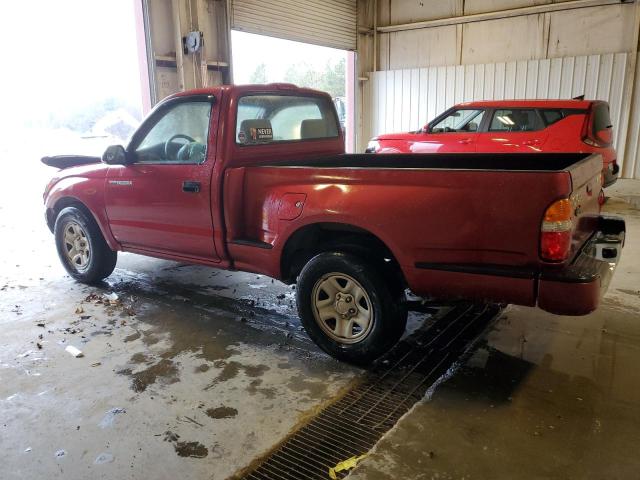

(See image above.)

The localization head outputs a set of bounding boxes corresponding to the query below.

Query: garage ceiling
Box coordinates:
[231,0,357,51]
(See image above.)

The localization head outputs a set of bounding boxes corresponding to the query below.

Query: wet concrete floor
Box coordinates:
[1,161,639,480]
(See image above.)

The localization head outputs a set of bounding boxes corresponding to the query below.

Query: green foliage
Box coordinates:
[284,58,345,97]
[247,58,346,97]
[249,63,268,84]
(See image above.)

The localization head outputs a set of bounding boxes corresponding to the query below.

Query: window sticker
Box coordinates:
[250,127,273,142]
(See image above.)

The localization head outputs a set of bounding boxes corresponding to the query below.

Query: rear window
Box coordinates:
[592,103,612,132]
[235,94,339,145]
[489,109,543,132]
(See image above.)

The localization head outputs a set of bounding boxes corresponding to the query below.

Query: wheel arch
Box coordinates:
[48,197,119,251]
[280,222,407,291]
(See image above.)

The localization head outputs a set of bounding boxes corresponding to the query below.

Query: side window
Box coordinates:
[135,102,211,163]
[430,109,485,133]
[540,109,563,126]
[489,109,543,132]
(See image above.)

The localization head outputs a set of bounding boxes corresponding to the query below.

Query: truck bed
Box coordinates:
[225,152,602,308]
[261,152,591,171]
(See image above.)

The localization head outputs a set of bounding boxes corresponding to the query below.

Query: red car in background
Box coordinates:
[366,99,619,186]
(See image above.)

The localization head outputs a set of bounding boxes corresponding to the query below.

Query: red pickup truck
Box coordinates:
[42,84,625,364]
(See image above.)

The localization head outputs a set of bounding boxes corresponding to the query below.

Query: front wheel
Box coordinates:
[296,252,407,365]
[54,206,117,284]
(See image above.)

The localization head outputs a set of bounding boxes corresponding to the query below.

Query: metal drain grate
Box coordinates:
[242,303,501,480]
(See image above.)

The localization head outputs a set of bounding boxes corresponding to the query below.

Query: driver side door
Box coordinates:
[105,96,220,261]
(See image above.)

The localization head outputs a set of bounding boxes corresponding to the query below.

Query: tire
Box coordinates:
[54,206,117,284]
[296,252,407,365]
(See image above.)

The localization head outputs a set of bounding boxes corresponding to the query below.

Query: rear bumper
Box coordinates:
[603,162,619,187]
[407,216,625,316]
[537,216,625,315]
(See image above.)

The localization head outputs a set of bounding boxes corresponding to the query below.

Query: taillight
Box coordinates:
[583,137,600,147]
[540,198,573,261]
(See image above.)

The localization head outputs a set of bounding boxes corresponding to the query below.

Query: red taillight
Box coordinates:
[540,198,573,261]
[540,231,572,261]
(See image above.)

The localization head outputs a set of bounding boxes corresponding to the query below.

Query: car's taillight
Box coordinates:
[540,198,573,261]
[583,137,600,147]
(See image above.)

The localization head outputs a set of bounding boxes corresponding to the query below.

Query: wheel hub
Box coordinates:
[63,222,91,271]
[335,293,357,317]
[311,273,374,344]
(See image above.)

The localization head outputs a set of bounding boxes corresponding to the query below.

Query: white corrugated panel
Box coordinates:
[231,0,357,51]
[369,53,635,175]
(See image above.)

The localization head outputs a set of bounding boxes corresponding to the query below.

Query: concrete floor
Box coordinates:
[1,160,639,480]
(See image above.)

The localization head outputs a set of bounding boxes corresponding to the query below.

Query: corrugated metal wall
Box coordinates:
[367,52,639,175]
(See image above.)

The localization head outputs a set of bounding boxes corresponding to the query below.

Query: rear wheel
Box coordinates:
[297,252,407,365]
[54,206,117,284]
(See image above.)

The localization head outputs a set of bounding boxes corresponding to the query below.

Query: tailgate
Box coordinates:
[566,153,603,260]
[535,152,625,315]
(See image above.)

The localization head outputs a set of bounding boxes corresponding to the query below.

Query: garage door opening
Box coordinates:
[231,30,355,152]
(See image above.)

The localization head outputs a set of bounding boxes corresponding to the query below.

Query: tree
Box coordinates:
[283,58,345,97]
[320,58,345,98]
[249,63,268,84]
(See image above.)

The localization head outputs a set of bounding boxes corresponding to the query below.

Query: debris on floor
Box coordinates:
[329,454,369,479]
[104,292,120,305]
[64,345,83,358]
[94,452,114,465]
[98,407,127,428]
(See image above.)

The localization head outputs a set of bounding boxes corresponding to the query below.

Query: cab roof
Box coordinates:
[171,83,332,99]
[454,99,600,109]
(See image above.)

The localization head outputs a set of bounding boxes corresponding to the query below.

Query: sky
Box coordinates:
[231,31,347,84]
[0,0,142,129]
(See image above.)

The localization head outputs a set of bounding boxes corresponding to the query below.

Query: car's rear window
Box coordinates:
[235,94,339,145]
[592,103,612,132]
[489,109,544,132]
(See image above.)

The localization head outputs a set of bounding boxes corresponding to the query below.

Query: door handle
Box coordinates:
[182,181,201,193]
[522,139,541,146]
[457,138,472,144]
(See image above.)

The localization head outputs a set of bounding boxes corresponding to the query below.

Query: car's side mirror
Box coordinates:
[422,123,431,133]
[102,145,130,165]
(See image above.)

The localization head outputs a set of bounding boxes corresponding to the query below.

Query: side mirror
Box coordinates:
[422,123,431,133]
[102,145,129,165]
